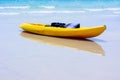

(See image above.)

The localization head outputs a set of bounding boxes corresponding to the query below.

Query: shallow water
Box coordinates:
[0,0,120,15]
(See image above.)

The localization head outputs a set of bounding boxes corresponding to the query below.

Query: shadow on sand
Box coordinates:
[20,31,105,56]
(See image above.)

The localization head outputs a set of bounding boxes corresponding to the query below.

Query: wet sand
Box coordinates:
[21,31,105,55]
[0,14,120,80]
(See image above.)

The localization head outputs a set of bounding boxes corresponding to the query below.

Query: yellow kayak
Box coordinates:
[20,23,106,38]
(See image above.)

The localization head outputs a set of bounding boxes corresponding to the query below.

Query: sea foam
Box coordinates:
[0,6,30,9]
[0,12,20,15]
[40,6,55,9]
[86,8,120,12]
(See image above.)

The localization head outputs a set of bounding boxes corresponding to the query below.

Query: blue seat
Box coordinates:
[65,23,80,28]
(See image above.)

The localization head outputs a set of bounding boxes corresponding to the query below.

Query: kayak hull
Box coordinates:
[20,23,106,38]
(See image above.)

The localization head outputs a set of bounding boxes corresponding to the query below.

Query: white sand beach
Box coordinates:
[0,13,120,80]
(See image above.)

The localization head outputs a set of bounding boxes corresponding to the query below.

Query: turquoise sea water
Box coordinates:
[0,0,120,15]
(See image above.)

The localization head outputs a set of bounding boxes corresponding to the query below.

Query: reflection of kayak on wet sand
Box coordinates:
[20,31,105,56]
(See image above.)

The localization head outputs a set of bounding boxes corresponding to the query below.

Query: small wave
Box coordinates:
[86,8,120,12]
[0,6,30,9]
[105,8,120,11]
[85,9,104,11]
[0,12,20,15]
[28,10,85,14]
[40,6,55,9]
